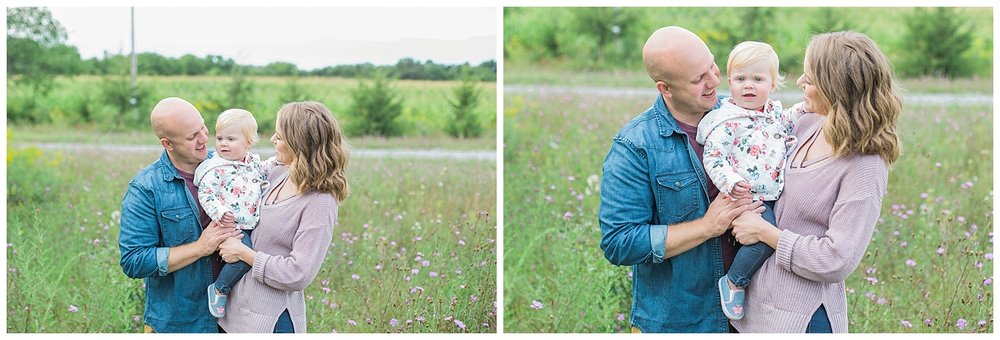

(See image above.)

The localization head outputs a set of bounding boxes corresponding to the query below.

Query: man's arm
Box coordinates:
[662,194,761,259]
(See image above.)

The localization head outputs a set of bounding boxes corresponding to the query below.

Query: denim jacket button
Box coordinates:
[675,181,681,187]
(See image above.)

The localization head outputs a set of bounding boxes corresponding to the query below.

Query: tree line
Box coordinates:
[504,7,992,79]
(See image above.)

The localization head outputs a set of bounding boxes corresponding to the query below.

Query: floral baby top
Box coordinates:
[695,98,805,201]
[194,153,276,230]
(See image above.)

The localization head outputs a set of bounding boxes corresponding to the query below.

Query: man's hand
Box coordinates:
[196,221,241,256]
[730,181,752,199]
[702,194,762,238]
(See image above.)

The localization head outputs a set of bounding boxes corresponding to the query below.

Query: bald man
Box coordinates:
[119,97,241,333]
[598,27,762,332]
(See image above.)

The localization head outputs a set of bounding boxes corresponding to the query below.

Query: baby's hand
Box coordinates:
[730,181,752,199]
[221,212,235,224]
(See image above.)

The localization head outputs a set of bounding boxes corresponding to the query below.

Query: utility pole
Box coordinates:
[130,7,138,122]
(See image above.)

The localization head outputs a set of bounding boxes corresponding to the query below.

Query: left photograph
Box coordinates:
[6,7,497,333]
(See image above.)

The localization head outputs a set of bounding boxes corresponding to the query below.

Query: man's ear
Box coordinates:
[159,137,172,151]
[656,80,672,100]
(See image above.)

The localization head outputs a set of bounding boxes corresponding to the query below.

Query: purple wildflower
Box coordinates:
[68,305,79,313]
[902,320,913,328]
[530,300,544,310]
[957,318,967,329]
[905,259,916,267]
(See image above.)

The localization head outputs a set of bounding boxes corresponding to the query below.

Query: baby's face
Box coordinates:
[215,124,252,161]
[728,59,776,111]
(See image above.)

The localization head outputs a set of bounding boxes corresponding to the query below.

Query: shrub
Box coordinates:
[7,141,63,206]
[347,71,405,137]
[900,7,973,78]
[445,80,484,138]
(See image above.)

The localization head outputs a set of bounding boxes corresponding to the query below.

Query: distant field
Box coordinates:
[502,80,993,333]
[7,75,497,140]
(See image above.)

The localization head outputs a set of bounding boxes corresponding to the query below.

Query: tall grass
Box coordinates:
[6,146,497,333]
[502,86,993,333]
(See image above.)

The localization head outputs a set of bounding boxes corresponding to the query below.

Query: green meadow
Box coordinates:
[7,141,497,332]
[502,80,993,333]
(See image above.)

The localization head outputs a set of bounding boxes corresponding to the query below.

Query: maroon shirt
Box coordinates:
[177,168,223,279]
[675,119,740,273]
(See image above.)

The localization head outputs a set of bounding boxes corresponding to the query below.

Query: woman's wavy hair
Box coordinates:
[276,101,349,202]
[806,31,902,166]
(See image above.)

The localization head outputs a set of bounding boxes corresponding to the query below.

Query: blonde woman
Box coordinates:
[217,101,350,333]
[729,31,901,333]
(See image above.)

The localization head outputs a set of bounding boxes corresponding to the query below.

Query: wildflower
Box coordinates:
[957,318,967,329]
[93,238,101,246]
[568,176,576,181]
[321,287,331,293]
[563,211,573,220]
[545,195,553,202]
[905,259,916,267]
[975,262,983,269]
[530,300,544,310]
[348,319,357,326]
[133,315,140,321]
[937,247,945,255]
[983,278,992,286]
[351,274,360,280]
[877,298,887,305]
[458,239,465,245]
[901,320,913,328]
[68,305,79,313]
[617,313,625,322]
[920,193,928,199]
[925,319,932,326]
[957,216,966,224]
[455,270,462,275]
[865,291,876,300]
[978,320,988,327]
[422,260,430,267]
[394,214,403,222]
[985,253,993,260]
[470,295,478,302]
[935,162,942,167]
[412,268,419,274]
[415,316,425,323]
[390,318,398,327]
[429,271,439,278]
[454,319,466,330]
[375,264,382,271]
[866,277,878,284]
[899,241,907,248]
[866,267,876,274]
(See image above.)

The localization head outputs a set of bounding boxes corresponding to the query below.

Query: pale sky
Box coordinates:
[46,7,497,70]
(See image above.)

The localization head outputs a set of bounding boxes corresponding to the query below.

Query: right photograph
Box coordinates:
[503,7,993,333]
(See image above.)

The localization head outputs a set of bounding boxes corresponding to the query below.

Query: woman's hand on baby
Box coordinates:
[730,181,752,199]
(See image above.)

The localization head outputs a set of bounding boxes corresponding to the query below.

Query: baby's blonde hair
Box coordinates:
[216,109,259,145]
[727,41,785,89]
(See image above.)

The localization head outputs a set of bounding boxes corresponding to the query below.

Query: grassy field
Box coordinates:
[6,143,497,333]
[7,75,497,140]
[502,78,993,332]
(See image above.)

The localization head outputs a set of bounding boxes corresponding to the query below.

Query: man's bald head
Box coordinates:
[150,97,201,140]
[643,26,711,84]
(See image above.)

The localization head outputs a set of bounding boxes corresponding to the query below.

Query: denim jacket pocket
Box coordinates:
[159,207,196,246]
[655,173,699,221]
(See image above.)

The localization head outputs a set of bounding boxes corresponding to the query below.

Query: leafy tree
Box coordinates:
[808,8,854,35]
[573,7,637,65]
[279,77,310,103]
[7,7,72,95]
[901,7,973,78]
[445,79,483,138]
[347,71,405,137]
[226,66,256,112]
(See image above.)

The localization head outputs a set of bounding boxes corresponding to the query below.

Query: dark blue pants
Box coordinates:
[214,230,253,294]
[806,305,832,333]
[727,201,776,288]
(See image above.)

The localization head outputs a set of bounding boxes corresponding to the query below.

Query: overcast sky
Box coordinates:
[46,7,497,70]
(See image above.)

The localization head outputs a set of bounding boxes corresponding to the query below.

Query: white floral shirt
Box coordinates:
[695,98,805,201]
[194,153,276,230]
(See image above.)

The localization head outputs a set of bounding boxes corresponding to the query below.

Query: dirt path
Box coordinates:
[14,142,496,161]
[504,85,993,106]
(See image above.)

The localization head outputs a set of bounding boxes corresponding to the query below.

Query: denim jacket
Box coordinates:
[118,150,217,333]
[599,95,729,332]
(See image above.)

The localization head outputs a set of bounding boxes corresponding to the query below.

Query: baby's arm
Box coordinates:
[779,101,808,134]
[702,126,751,198]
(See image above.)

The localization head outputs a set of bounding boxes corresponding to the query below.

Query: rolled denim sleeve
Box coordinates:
[119,181,165,278]
[599,138,666,265]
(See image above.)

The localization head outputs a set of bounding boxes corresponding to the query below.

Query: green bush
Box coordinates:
[445,80,483,138]
[900,7,974,78]
[347,71,405,137]
[99,74,150,127]
[7,143,63,206]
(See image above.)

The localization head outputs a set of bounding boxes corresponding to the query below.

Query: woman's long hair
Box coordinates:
[276,101,349,202]
[807,31,902,166]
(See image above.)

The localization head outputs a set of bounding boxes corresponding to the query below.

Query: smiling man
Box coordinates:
[598,26,762,333]
[118,97,242,333]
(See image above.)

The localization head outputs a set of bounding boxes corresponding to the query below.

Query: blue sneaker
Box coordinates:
[208,283,228,318]
[718,275,745,320]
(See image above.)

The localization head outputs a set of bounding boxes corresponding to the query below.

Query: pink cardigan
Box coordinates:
[217,166,338,333]
[731,113,889,333]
